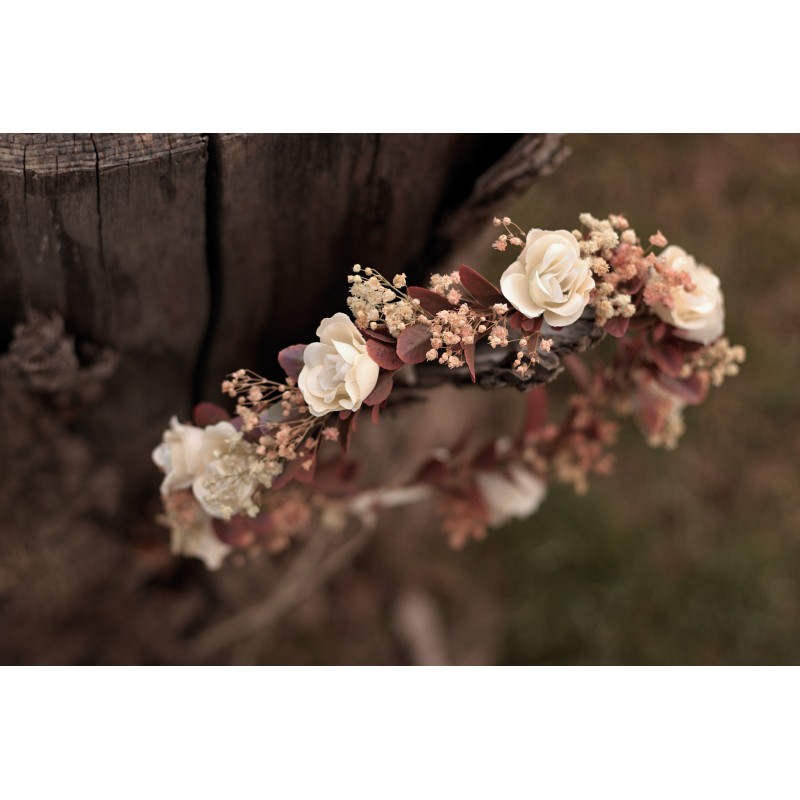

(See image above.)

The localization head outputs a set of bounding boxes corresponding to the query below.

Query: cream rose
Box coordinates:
[298,312,380,416]
[152,417,257,518]
[152,417,236,495]
[500,229,595,327]
[475,464,547,528]
[650,246,725,345]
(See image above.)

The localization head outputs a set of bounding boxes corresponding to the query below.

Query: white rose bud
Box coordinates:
[298,312,380,416]
[650,246,725,345]
[475,464,548,528]
[500,229,595,327]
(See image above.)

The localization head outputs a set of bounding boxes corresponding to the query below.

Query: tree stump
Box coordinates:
[0,133,574,664]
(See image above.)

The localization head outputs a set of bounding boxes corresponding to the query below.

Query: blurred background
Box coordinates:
[279,134,799,665]
[1,134,797,664]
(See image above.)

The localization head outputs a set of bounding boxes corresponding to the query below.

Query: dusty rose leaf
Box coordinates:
[603,316,630,338]
[463,342,476,382]
[193,402,230,427]
[277,344,307,380]
[407,286,453,314]
[458,265,504,304]
[366,337,404,371]
[364,370,394,406]
[397,324,432,364]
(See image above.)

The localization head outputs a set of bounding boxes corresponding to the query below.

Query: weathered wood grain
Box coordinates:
[0,134,209,494]
[200,134,566,397]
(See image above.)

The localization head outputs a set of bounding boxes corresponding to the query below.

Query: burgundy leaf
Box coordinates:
[413,458,448,486]
[371,404,381,423]
[364,370,394,406]
[407,286,453,314]
[628,315,657,333]
[520,316,542,334]
[507,311,525,330]
[473,440,500,470]
[366,337,404,371]
[294,455,318,484]
[312,457,360,496]
[277,344,308,380]
[271,452,318,489]
[463,341,476,382]
[603,316,630,338]
[458,265,504,304]
[637,384,666,434]
[397,324,432,364]
[523,387,549,435]
[193,402,231,427]
[658,373,709,405]
[363,326,396,344]
[337,409,361,453]
[213,512,273,548]
[648,340,684,378]
[271,457,304,490]
[627,277,644,295]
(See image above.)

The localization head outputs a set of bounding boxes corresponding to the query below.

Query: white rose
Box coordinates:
[650,246,725,345]
[500,229,595,327]
[152,418,256,518]
[192,456,258,519]
[475,464,547,528]
[151,416,227,495]
[298,312,380,416]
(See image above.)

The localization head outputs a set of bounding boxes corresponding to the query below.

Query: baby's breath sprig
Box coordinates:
[347,264,420,335]
[491,216,526,252]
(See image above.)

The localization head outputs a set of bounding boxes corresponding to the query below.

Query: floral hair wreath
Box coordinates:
[153,213,745,570]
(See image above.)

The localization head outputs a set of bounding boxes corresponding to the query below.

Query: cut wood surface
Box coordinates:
[0,133,579,664]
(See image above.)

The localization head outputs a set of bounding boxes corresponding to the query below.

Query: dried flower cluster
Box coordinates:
[153,213,745,570]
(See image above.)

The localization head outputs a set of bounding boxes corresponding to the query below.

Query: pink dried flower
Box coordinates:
[492,238,508,252]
